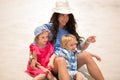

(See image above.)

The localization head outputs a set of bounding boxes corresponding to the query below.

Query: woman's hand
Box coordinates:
[86,36,96,43]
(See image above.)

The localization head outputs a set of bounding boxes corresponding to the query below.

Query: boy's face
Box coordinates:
[66,38,77,52]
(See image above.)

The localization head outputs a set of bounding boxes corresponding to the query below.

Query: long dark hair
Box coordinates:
[50,13,83,47]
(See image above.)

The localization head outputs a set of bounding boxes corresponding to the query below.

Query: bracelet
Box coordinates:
[29,55,33,59]
[29,55,34,62]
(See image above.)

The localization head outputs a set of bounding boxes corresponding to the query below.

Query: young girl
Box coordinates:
[25,26,56,80]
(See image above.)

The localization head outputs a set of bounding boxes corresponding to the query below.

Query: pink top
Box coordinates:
[25,41,54,77]
[30,41,54,67]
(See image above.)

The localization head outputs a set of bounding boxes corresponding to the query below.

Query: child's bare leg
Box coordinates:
[47,71,57,80]
[75,72,88,80]
[75,72,82,80]
[32,74,46,80]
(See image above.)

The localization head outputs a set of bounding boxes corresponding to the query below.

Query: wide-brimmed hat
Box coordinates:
[53,0,72,14]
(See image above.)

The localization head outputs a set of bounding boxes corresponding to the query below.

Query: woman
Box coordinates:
[33,0,104,80]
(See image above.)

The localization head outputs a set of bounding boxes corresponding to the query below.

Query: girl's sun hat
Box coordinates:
[52,0,73,14]
[34,25,50,37]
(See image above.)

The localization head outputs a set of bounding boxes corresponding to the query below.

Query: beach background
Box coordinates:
[0,0,120,80]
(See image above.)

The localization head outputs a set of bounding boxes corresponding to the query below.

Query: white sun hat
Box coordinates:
[53,0,73,14]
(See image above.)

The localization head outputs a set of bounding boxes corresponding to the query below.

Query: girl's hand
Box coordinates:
[41,66,50,72]
[30,59,37,69]
[37,65,49,72]
[86,36,96,43]
[43,68,50,73]
[46,66,53,71]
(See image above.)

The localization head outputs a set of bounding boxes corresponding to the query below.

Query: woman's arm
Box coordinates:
[80,39,90,51]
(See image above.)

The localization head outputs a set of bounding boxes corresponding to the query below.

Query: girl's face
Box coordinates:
[66,38,78,52]
[58,14,69,28]
[36,31,49,47]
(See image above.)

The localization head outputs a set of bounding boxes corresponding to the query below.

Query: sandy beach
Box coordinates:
[0,0,120,80]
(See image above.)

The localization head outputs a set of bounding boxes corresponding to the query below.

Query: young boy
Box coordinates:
[54,34,88,80]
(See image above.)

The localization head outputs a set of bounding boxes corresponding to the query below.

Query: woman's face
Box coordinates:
[58,14,69,28]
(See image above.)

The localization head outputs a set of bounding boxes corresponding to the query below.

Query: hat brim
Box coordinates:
[53,8,73,14]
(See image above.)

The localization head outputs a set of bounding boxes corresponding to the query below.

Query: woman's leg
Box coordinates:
[53,57,70,80]
[77,52,104,80]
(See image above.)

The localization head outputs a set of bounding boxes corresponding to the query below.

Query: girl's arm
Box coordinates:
[36,54,56,72]
[29,51,40,69]
[29,51,37,63]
